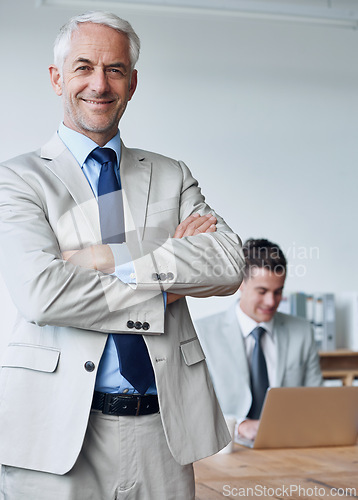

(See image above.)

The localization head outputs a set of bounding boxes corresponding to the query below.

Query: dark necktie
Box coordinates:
[247,326,269,419]
[91,147,155,395]
[93,147,125,244]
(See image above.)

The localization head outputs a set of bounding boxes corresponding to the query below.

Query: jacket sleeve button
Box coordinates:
[142,322,150,331]
[152,273,160,281]
[159,273,167,281]
[84,361,95,372]
[166,272,174,280]
[135,321,143,330]
[127,320,135,329]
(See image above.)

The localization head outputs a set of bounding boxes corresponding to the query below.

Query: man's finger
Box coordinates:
[183,215,216,237]
[197,224,216,235]
[174,213,217,238]
[173,213,200,238]
[191,216,217,236]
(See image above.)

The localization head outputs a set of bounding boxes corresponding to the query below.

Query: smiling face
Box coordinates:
[239,267,286,323]
[49,22,137,146]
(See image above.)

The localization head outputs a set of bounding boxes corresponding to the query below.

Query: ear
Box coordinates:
[49,65,63,96]
[128,69,138,101]
[239,279,247,292]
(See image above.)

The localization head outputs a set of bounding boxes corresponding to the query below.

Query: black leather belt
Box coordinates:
[92,391,159,416]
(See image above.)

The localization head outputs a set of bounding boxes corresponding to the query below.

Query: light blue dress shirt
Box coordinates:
[58,123,157,394]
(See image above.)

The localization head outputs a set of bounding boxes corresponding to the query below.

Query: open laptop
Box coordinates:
[235,386,358,449]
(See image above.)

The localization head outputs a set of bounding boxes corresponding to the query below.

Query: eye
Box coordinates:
[107,67,125,77]
[76,66,91,72]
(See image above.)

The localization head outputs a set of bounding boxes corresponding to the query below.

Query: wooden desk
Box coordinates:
[194,444,358,499]
[320,350,358,386]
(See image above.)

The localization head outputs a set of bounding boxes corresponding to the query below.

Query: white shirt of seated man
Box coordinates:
[236,266,285,441]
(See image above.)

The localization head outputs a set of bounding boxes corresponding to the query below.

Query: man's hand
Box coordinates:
[167,293,182,304]
[173,213,217,238]
[237,419,260,441]
[62,245,114,274]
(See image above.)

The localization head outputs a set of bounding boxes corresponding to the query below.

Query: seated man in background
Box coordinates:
[195,238,323,441]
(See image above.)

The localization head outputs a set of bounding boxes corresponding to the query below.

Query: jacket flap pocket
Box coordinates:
[1,344,60,373]
[146,197,179,217]
[180,337,206,366]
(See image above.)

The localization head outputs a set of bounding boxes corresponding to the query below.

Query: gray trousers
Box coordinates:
[0,411,195,500]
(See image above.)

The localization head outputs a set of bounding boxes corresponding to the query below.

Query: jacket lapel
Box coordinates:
[120,142,151,241]
[274,313,289,386]
[222,302,250,382]
[41,133,95,208]
[41,133,101,243]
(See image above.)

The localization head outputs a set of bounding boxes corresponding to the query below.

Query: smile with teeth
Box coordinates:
[82,99,113,105]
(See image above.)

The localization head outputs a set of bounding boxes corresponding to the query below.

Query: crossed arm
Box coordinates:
[0,157,243,332]
[62,213,217,304]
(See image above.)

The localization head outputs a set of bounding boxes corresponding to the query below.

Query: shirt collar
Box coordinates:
[236,301,275,340]
[58,122,121,167]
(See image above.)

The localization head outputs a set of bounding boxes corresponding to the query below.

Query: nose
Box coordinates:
[89,68,110,94]
[264,293,276,308]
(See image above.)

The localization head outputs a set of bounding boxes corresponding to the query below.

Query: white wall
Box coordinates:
[0,0,357,343]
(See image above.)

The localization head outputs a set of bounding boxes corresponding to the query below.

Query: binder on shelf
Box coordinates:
[312,293,336,351]
[306,295,314,323]
[290,292,307,319]
[335,292,358,350]
[285,292,336,351]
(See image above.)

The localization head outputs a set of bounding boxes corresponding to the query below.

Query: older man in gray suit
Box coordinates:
[196,238,322,442]
[0,11,244,500]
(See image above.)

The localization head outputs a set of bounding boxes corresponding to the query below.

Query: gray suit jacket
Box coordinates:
[195,303,323,420]
[0,133,244,474]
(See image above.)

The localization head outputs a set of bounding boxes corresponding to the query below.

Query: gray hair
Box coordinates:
[54,11,140,74]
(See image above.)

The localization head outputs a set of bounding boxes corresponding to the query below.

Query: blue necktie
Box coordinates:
[247,326,269,419]
[91,147,155,395]
[93,147,125,244]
